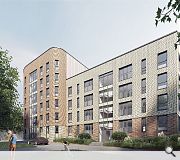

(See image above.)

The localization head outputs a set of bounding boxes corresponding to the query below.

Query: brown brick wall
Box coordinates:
[113,114,178,138]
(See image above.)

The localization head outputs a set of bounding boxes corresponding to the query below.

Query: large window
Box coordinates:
[99,71,113,88]
[40,78,43,88]
[158,51,167,69]
[99,88,113,104]
[46,62,49,73]
[99,104,113,119]
[119,83,132,99]
[46,75,49,86]
[54,60,59,72]
[77,98,80,108]
[84,109,93,121]
[29,70,37,83]
[84,124,93,134]
[55,86,59,96]
[141,59,146,74]
[84,79,93,92]
[40,66,43,76]
[55,112,59,120]
[84,94,93,107]
[157,94,168,111]
[157,73,167,89]
[55,73,59,83]
[119,101,132,116]
[46,101,49,110]
[68,100,72,110]
[119,64,132,81]
[119,119,132,133]
[68,113,72,123]
[46,88,49,98]
[68,126,72,136]
[46,113,49,122]
[77,84,80,95]
[141,118,147,132]
[55,99,59,108]
[141,98,146,113]
[68,87,72,97]
[55,126,59,133]
[77,111,80,122]
[158,115,167,131]
[141,79,146,94]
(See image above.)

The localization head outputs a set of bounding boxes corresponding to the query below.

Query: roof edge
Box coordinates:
[67,30,178,80]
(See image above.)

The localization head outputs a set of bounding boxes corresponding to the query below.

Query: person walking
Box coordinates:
[8,130,17,151]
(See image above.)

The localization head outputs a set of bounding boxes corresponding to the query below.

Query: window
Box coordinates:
[119,83,132,99]
[46,75,49,86]
[40,115,43,121]
[55,99,59,108]
[141,98,146,113]
[55,112,59,120]
[55,60,59,67]
[68,100,72,110]
[158,51,167,69]
[40,78,43,88]
[77,84,80,95]
[46,101,49,110]
[40,91,43,100]
[46,126,49,134]
[119,64,132,81]
[77,111,80,122]
[84,109,93,121]
[29,70,37,83]
[77,125,80,135]
[99,88,113,103]
[55,126,59,133]
[157,94,168,111]
[55,73,59,83]
[40,66,43,76]
[120,119,132,133]
[99,71,113,88]
[157,73,167,89]
[141,59,146,74]
[24,76,26,84]
[46,113,49,122]
[84,94,93,107]
[158,115,167,131]
[119,101,132,116]
[24,87,26,94]
[46,88,49,98]
[68,87,72,97]
[46,62,49,73]
[40,103,43,112]
[77,98,80,108]
[141,118,147,132]
[99,104,113,119]
[84,124,93,134]
[24,98,26,104]
[55,86,59,96]
[68,126,72,136]
[84,79,93,92]
[68,113,72,123]
[40,127,43,133]
[141,79,146,94]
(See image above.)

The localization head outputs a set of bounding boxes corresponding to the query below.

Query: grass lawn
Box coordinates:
[0,142,34,150]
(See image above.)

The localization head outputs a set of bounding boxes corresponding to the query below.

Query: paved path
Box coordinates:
[15,142,133,151]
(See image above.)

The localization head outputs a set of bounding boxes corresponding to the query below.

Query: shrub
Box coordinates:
[111,131,127,142]
[78,133,91,139]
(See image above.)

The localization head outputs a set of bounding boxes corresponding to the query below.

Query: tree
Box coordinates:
[155,0,180,48]
[0,48,23,132]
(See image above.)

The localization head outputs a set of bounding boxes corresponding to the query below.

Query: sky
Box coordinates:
[0,0,178,103]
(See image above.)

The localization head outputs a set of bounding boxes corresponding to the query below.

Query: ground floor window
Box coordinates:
[68,126,72,136]
[84,124,93,134]
[119,119,132,133]
[157,115,167,131]
[55,126,59,133]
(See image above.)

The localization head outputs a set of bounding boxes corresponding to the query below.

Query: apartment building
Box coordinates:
[24,31,180,142]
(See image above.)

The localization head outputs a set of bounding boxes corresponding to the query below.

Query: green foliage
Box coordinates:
[0,48,22,131]
[111,131,127,142]
[53,137,93,145]
[0,142,34,150]
[78,133,91,139]
[155,0,180,48]
[104,135,180,150]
